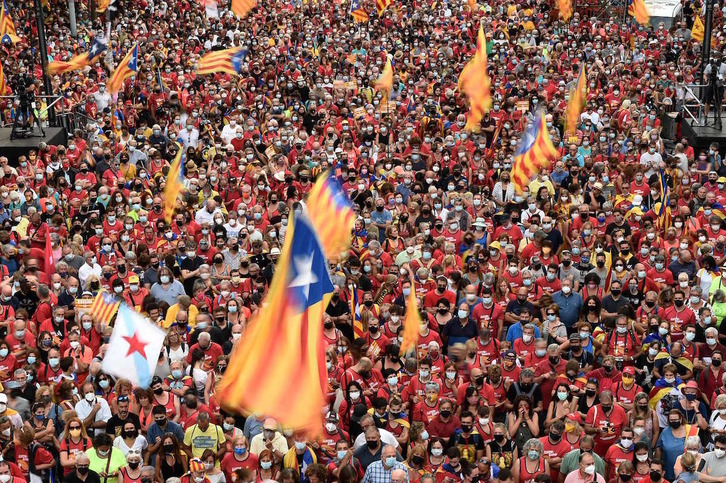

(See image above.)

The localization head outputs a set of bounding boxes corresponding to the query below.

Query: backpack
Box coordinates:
[28,441,53,483]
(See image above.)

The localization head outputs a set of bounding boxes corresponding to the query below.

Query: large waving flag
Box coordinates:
[196,47,247,76]
[629,0,650,25]
[218,214,334,434]
[107,44,138,95]
[47,38,107,75]
[101,304,166,388]
[511,114,559,193]
[305,171,356,258]
[693,16,705,43]
[163,144,185,224]
[350,0,369,22]
[399,287,421,355]
[558,0,572,20]
[0,65,8,96]
[375,56,393,95]
[565,63,587,136]
[0,0,18,44]
[459,25,492,132]
[376,0,391,16]
[231,0,256,17]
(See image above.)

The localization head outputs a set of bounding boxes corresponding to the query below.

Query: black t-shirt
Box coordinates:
[64,470,102,483]
[180,256,205,295]
[105,413,142,438]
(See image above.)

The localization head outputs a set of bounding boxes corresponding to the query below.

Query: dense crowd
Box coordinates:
[0,0,722,480]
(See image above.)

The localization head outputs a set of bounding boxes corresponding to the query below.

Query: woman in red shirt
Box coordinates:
[59,416,93,476]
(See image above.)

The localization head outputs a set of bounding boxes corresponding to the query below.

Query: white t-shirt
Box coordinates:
[113,435,149,456]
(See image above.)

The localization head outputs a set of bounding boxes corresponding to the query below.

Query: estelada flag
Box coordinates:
[305,170,356,258]
[101,304,166,388]
[218,214,334,435]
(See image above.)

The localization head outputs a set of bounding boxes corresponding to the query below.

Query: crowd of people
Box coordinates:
[0,0,722,480]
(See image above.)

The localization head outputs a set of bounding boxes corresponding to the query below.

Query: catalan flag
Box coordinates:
[350,0,369,22]
[107,44,138,95]
[0,65,7,95]
[0,0,19,44]
[96,0,110,12]
[565,63,587,135]
[196,46,247,76]
[375,56,393,95]
[163,144,185,224]
[693,15,705,43]
[399,286,420,355]
[558,0,572,20]
[510,114,559,193]
[629,0,650,26]
[90,292,121,325]
[47,38,107,75]
[376,0,391,16]
[350,283,363,339]
[458,25,492,132]
[656,166,671,231]
[218,213,334,435]
[305,171,356,258]
[231,0,256,17]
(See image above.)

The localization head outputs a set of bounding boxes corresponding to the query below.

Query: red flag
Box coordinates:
[44,235,55,276]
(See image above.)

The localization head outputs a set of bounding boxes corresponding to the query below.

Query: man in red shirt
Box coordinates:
[534,345,568,409]
[585,390,628,456]
[604,427,636,481]
[662,290,696,342]
[471,288,504,338]
[539,420,570,481]
[186,332,223,371]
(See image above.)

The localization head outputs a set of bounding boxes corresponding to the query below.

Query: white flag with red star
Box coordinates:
[101,304,166,388]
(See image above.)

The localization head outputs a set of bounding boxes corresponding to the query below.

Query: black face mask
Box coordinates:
[596,261,605,268]
[440,410,452,418]
[620,475,632,482]
[360,371,370,379]
[715,359,723,367]
[585,389,596,397]
[493,434,505,443]
[611,289,621,296]
[550,432,562,442]
[669,420,682,429]
[650,472,661,482]
[77,467,89,476]
[674,299,685,307]
[324,321,334,330]
[474,376,485,386]
[156,418,168,427]
[369,326,379,334]
[366,440,379,449]
[154,387,164,395]
[549,356,560,365]
[601,405,612,413]
[128,461,140,470]
[124,430,137,439]
[461,424,472,433]
[438,308,448,315]
[646,301,656,308]
[412,455,425,466]
[604,365,614,373]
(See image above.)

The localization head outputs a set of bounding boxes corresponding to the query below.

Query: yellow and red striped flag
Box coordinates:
[693,16,705,42]
[218,214,334,435]
[511,114,559,193]
[305,171,356,258]
[558,0,572,20]
[376,0,391,16]
[231,0,256,17]
[0,65,7,95]
[0,0,19,44]
[90,292,121,325]
[96,0,110,12]
[107,44,138,95]
[629,0,650,26]
[458,25,492,132]
[565,63,587,136]
[375,56,393,94]
[47,38,106,75]
[163,144,185,224]
[399,285,421,355]
[196,47,247,76]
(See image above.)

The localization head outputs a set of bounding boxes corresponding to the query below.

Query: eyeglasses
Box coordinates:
[69,426,81,430]
[117,396,129,402]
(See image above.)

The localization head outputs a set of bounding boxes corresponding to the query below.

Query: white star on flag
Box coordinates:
[288,254,318,303]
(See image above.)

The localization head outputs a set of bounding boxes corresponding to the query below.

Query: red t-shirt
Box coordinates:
[220,452,258,483]
[59,437,93,475]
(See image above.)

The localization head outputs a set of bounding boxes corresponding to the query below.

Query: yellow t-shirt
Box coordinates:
[184,424,226,463]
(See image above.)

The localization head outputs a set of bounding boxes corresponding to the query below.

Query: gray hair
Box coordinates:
[523,438,544,453]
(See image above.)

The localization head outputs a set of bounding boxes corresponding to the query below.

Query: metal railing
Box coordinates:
[683,84,707,126]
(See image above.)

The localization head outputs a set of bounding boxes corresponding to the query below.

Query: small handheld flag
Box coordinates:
[90,292,121,325]
[399,285,421,355]
[350,0,369,22]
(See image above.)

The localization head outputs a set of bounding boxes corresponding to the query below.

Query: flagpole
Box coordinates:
[68,0,77,37]
[700,0,715,84]
[32,0,55,125]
